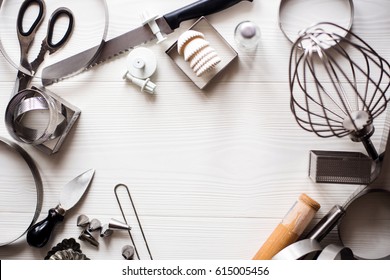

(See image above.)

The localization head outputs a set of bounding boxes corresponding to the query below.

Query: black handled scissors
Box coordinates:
[13,0,74,95]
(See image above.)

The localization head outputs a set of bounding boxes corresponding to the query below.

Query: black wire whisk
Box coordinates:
[289,22,390,160]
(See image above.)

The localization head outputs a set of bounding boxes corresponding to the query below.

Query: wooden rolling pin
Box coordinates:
[253,193,320,260]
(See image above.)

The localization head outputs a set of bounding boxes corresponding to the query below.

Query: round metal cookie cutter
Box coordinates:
[278,0,354,49]
[0,137,43,246]
[338,188,390,260]
[5,87,64,145]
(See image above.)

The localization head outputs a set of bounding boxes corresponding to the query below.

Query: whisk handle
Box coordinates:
[362,139,379,160]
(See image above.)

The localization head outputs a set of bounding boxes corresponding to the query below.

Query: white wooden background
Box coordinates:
[0,0,390,260]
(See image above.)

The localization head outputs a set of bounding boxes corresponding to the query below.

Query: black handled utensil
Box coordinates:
[26,169,95,247]
[42,0,253,85]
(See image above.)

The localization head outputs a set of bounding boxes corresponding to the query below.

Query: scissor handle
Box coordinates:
[17,0,45,37]
[46,7,74,51]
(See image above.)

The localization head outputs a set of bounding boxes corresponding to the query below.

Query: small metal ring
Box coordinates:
[0,137,43,246]
[278,0,354,49]
[5,87,61,145]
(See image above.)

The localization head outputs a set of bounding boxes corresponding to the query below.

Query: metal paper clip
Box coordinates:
[114,184,153,260]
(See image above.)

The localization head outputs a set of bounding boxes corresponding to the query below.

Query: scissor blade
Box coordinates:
[41,18,173,86]
[12,71,33,97]
[60,168,95,211]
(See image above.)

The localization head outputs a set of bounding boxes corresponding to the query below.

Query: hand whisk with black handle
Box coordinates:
[289,22,390,160]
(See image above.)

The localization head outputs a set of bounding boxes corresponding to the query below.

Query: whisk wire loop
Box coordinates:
[289,22,390,160]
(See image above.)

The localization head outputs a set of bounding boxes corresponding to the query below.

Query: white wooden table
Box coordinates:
[0,0,390,260]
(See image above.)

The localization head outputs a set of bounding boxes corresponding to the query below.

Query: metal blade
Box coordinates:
[60,168,95,210]
[42,17,173,86]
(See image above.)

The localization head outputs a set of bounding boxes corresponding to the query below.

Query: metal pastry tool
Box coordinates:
[100,219,130,237]
[100,224,113,238]
[337,188,390,259]
[44,238,84,260]
[5,86,81,155]
[279,0,354,49]
[79,229,99,248]
[289,22,390,160]
[272,239,354,260]
[41,0,253,85]
[48,248,90,260]
[88,218,102,232]
[122,245,135,260]
[114,184,153,260]
[108,218,131,231]
[0,137,43,247]
[309,150,373,184]
[304,205,346,242]
[77,214,90,228]
[26,169,95,248]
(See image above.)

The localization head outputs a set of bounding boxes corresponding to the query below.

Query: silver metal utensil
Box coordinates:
[41,0,253,85]
[114,184,152,260]
[77,214,90,228]
[122,245,135,260]
[0,137,43,247]
[278,0,354,49]
[26,169,95,248]
[289,22,390,160]
[88,218,102,232]
[308,150,373,184]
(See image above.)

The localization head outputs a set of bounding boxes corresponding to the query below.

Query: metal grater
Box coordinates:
[309,150,373,184]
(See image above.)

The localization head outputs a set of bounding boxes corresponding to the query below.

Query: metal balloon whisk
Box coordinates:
[289,22,390,160]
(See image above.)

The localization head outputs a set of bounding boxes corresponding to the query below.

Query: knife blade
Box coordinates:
[41,0,253,85]
[26,169,95,248]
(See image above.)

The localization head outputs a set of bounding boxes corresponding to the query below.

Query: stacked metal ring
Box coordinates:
[5,87,81,154]
[6,87,66,145]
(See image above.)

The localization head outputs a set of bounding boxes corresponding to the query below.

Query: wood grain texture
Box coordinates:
[0,0,390,260]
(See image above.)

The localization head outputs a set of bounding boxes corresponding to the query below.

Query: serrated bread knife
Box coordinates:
[26,169,95,247]
[41,0,253,85]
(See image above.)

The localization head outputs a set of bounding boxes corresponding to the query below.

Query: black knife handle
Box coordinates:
[163,0,253,30]
[26,208,65,248]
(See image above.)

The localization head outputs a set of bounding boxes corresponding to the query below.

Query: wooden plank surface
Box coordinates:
[0,0,390,260]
